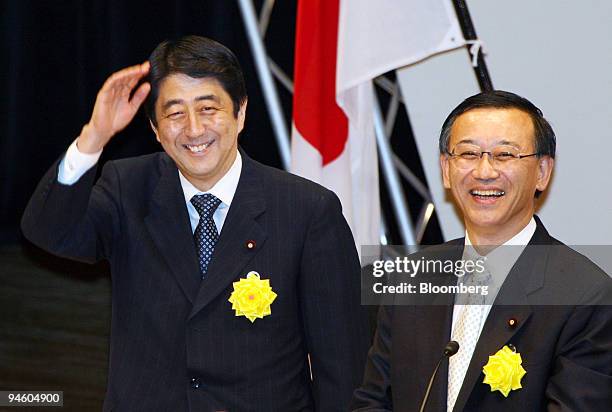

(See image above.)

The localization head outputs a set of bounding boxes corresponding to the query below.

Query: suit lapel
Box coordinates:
[189,154,267,319]
[452,218,552,411]
[451,283,533,411]
[144,155,201,303]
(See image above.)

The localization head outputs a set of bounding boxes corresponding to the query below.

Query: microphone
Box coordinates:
[418,340,460,412]
[444,340,460,357]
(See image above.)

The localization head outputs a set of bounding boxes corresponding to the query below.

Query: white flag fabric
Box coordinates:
[337,0,465,91]
[291,0,465,260]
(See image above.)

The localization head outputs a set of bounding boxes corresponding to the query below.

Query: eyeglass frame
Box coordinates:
[445,145,540,167]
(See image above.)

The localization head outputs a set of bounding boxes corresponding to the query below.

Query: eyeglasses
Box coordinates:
[447,144,539,168]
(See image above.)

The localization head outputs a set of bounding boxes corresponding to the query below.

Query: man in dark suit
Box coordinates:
[22,35,369,411]
[352,91,612,411]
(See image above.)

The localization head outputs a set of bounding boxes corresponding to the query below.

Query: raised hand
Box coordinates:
[78,61,151,153]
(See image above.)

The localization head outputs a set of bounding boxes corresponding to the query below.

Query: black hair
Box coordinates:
[145,35,247,126]
[439,90,556,159]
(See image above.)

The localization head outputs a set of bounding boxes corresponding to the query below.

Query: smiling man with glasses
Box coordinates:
[439,92,555,245]
[353,90,612,412]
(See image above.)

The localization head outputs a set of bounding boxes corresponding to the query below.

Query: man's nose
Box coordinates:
[185,113,205,138]
[471,153,500,180]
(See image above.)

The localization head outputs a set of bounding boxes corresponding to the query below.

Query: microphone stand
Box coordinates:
[419,341,460,412]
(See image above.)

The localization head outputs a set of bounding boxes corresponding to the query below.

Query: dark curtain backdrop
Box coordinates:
[1,0,297,243]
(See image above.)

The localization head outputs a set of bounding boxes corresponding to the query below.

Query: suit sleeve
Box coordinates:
[57,139,103,184]
[545,280,612,411]
[21,157,121,263]
[350,304,394,411]
[298,189,371,411]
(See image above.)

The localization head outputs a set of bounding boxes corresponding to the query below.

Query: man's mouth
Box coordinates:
[184,140,215,153]
[470,189,505,198]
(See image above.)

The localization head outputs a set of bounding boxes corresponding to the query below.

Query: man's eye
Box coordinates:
[167,111,183,119]
[201,106,217,113]
[495,152,516,160]
[459,151,479,159]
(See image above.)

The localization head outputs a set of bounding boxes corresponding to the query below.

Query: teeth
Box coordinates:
[186,141,213,153]
[471,189,505,197]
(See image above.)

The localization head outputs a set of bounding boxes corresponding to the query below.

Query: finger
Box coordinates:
[130,82,151,109]
[126,72,145,90]
[102,63,148,92]
[123,61,151,95]
[141,60,150,73]
[123,63,152,92]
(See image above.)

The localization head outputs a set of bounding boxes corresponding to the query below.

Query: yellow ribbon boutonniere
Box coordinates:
[228,271,277,323]
[482,345,527,397]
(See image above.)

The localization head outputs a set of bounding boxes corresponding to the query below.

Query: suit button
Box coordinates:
[190,377,202,389]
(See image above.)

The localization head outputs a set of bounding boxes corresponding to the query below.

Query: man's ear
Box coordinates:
[440,154,451,189]
[237,100,247,134]
[149,119,160,143]
[536,156,554,192]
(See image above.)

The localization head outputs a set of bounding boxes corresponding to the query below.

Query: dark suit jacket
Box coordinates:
[22,149,370,411]
[352,217,612,411]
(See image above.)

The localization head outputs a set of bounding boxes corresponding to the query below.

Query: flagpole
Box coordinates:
[451,0,494,91]
[237,0,292,170]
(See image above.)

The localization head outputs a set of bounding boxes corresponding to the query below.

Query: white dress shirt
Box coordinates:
[452,218,537,336]
[57,138,242,234]
[447,218,536,411]
[178,153,241,233]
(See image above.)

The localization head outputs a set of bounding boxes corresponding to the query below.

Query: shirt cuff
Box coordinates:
[57,138,103,185]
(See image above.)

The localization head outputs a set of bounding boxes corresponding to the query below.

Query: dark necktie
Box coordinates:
[190,194,222,278]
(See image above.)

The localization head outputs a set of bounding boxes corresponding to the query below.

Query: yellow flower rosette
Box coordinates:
[228,271,277,323]
[482,345,526,397]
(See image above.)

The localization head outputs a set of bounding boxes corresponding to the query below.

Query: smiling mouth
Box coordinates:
[470,189,505,198]
[184,140,215,153]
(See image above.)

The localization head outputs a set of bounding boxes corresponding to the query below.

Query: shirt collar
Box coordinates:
[178,151,242,207]
[462,217,537,301]
[465,217,537,247]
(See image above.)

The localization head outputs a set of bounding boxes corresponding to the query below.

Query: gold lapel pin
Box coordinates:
[246,240,256,249]
[507,318,518,328]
